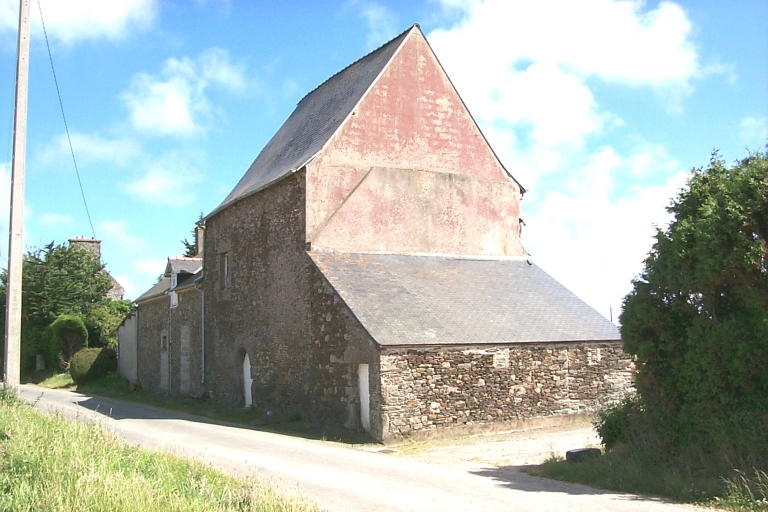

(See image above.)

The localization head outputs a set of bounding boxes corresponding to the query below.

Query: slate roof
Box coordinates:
[135,277,171,303]
[310,252,620,346]
[165,257,202,276]
[207,27,414,218]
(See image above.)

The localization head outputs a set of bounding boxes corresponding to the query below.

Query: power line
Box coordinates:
[37,0,97,240]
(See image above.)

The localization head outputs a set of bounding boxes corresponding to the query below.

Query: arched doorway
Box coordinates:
[242,352,253,407]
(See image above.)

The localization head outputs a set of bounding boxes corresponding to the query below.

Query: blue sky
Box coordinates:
[0,0,766,321]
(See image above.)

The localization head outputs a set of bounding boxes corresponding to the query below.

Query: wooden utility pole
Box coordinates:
[4,0,30,387]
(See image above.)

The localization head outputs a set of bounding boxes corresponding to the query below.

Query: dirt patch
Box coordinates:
[383,417,602,470]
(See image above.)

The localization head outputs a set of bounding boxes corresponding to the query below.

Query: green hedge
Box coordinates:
[69,347,116,384]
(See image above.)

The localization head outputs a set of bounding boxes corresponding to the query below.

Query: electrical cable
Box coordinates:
[37,0,97,239]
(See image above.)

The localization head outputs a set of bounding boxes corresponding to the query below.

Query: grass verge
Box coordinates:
[26,370,370,444]
[0,385,320,512]
[530,448,768,511]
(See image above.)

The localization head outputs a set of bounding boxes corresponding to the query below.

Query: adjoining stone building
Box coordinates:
[129,24,631,441]
[130,253,204,395]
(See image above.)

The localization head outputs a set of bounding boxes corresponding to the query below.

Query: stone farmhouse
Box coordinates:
[123,24,631,441]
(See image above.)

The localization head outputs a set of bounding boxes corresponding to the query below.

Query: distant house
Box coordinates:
[128,24,630,441]
[129,251,203,394]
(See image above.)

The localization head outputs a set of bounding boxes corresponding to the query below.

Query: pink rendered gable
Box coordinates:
[324,29,509,177]
[306,28,523,256]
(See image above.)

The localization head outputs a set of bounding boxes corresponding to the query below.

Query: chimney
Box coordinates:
[69,236,101,260]
[195,225,205,257]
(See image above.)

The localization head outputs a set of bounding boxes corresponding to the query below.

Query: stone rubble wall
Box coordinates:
[380,343,632,439]
[169,287,204,397]
[203,171,311,411]
[307,263,381,436]
[135,296,169,392]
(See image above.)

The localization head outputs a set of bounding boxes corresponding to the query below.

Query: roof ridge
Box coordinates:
[296,24,417,106]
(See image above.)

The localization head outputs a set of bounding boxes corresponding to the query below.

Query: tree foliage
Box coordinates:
[181,213,204,257]
[620,149,768,433]
[21,242,113,325]
[0,241,128,372]
[85,300,132,350]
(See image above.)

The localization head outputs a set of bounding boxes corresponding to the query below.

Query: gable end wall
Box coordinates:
[306,29,521,255]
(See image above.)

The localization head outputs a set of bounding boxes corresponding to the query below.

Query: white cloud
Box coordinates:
[197,48,247,91]
[431,0,701,88]
[356,2,399,49]
[424,0,708,323]
[428,0,707,188]
[523,146,688,322]
[0,1,16,33]
[37,132,140,168]
[0,0,156,45]
[740,117,768,148]
[485,62,613,148]
[38,212,74,228]
[134,257,166,276]
[123,73,200,137]
[99,220,145,249]
[122,48,247,137]
[124,157,201,206]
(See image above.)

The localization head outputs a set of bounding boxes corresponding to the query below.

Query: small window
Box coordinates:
[161,334,168,351]
[220,252,229,289]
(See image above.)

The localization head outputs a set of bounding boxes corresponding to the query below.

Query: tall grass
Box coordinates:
[0,386,318,512]
[536,394,768,510]
[719,471,768,511]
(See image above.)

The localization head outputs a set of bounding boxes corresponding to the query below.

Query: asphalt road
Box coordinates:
[18,385,708,512]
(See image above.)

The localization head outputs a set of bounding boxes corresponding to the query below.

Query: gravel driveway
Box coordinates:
[386,417,601,469]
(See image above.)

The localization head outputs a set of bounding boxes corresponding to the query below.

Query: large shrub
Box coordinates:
[594,393,639,451]
[69,347,116,384]
[619,149,768,474]
[48,315,89,370]
[621,150,767,427]
[21,243,113,326]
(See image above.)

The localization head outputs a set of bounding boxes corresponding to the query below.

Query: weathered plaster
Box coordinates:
[311,167,524,256]
[306,30,520,245]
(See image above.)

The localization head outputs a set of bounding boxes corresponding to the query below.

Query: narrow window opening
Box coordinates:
[219,252,229,289]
